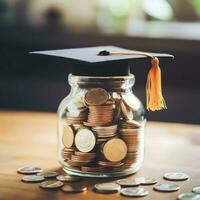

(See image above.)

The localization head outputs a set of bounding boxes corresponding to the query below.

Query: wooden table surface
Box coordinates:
[0,111,200,200]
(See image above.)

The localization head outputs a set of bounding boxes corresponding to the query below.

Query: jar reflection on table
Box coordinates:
[57,74,146,178]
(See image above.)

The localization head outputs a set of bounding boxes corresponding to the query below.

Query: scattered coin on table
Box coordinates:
[178,192,200,200]
[22,175,45,183]
[164,172,189,181]
[56,174,82,182]
[193,186,200,194]
[61,185,87,193]
[94,183,121,194]
[37,171,58,178]
[135,177,158,185]
[18,166,42,174]
[154,183,180,192]
[116,178,140,187]
[40,180,64,189]
[120,187,149,197]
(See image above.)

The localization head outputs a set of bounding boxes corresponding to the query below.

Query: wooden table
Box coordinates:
[0,111,200,200]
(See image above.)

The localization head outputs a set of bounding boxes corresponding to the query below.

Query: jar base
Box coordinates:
[62,164,141,178]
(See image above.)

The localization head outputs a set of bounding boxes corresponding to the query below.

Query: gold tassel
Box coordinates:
[146,57,167,111]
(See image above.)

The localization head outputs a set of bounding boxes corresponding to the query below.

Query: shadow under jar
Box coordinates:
[57,74,146,178]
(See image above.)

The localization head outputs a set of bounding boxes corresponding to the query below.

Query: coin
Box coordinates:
[120,187,149,197]
[62,185,87,193]
[40,180,64,189]
[18,166,42,174]
[94,183,121,194]
[120,100,133,120]
[22,175,44,183]
[193,186,200,194]
[153,183,180,192]
[178,192,200,200]
[62,125,74,148]
[116,178,140,187]
[121,94,137,112]
[164,172,189,181]
[56,174,82,182]
[103,138,127,162]
[135,177,157,185]
[37,171,58,178]
[75,128,96,152]
[81,166,104,173]
[85,88,109,106]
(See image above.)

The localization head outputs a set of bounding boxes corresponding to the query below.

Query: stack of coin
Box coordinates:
[87,104,115,126]
[66,108,88,125]
[61,87,145,174]
[70,152,97,165]
[92,125,117,143]
[84,88,115,126]
[120,122,143,167]
[61,147,74,160]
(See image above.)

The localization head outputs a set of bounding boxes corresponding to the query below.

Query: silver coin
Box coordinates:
[18,166,42,174]
[56,174,82,182]
[164,172,189,181]
[37,171,58,178]
[120,187,149,197]
[40,180,64,189]
[135,177,157,185]
[22,175,44,183]
[154,183,180,192]
[193,186,200,194]
[61,185,87,193]
[178,192,200,200]
[94,183,121,194]
[116,179,140,187]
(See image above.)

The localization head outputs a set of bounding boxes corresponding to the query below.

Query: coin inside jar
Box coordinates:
[75,128,96,152]
[40,180,64,189]
[62,125,74,148]
[163,172,189,181]
[84,88,109,106]
[62,185,87,193]
[120,187,149,197]
[153,183,180,192]
[103,138,127,162]
[94,183,121,194]
[120,100,133,120]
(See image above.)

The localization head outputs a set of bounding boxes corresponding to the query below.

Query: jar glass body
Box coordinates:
[57,74,146,178]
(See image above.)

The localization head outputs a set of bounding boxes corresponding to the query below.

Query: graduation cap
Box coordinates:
[31,46,174,111]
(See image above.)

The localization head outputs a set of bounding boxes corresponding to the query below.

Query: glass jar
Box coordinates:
[57,74,146,178]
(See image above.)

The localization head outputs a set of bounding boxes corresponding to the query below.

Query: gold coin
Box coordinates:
[121,94,137,111]
[126,120,142,128]
[103,138,127,162]
[75,128,96,152]
[120,100,133,120]
[62,125,74,148]
[84,88,109,106]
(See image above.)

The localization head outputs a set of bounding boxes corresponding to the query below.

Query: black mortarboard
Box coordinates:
[31,46,173,76]
[31,46,174,111]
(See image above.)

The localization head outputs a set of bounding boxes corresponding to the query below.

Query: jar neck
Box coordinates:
[68,74,135,92]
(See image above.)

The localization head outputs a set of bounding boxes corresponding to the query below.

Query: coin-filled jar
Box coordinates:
[57,74,146,178]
